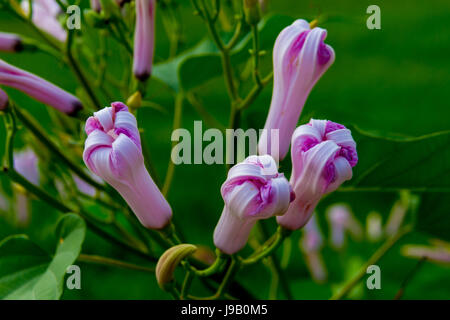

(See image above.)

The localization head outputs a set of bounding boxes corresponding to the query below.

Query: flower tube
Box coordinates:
[277,119,358,230]
[21,0,67,42]
[258,19,335,161]
[83,102,172,229]
[133,0,156,80]
[0,59,83,116]
[0,32,22,52]
[0,88,9,110]
[213,155,293,254]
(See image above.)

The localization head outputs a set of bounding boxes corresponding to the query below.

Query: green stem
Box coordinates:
[78,254,155,273]
[394,257,427,300]
[330,226,412,300]
[241,226,292,265]
[189,252,229,277]
[66,30,101,109]
[162,93,184,197]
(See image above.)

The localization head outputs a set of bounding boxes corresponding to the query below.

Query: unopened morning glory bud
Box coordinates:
[0,32,23,52]
[0,88,9,110]
[402,240,450,265]
[277,119,357,230]
[21,0,67,42]
[213,155,294,254]
[326,204,363,249]
[0,59,83,116]
[90,0,101,12]
[133,0,156,80]
[83,102,172,229]
[156,244,197,290]
[258,20,335,161]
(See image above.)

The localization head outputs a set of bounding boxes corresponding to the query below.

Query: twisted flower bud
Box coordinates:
[258,19,335,161]
[277,119,357,230]
[133,0,156,80]
[213,155,293,254]
[21,0,67,42]
[0,32,22,52]
[0,59,83,116]
[83,102,172,229]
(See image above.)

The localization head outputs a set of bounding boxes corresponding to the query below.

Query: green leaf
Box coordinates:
[416,193,450,241]
[343,127,450,192]
[0,214,86,299]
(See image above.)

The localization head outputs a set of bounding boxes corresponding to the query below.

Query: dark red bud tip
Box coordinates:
[134,71,150,81]
[67,100,84,117]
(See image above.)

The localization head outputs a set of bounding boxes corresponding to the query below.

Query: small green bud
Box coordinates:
[100,0,121,21]
[126,91,142,110]
[243,0,261,26]
[156,244,197,290]
[84,9,108,28]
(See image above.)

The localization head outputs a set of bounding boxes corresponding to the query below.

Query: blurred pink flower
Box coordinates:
[277,119,357,230]
[83,102,172,229]
[133,0,156,80]
[21,0,67,42]
[214,155,293,254]
[258,19,335,161]
[300,215,327,282]
[0,32,22,52]
[90,0,101,12]
[0,59,83,116]
[327,204,363,249]
[13,148,40,225]
[402,240,450,265]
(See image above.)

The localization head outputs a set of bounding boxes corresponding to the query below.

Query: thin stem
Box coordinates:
[189,252,229,277]
[251,25,262,87]
[66,30,101,109]
[162,93,184,197]
[331,226,412,300]
[237,72,273,111]
[180,270,194,299]
[241,226,292,265]
[78,254,155,273]
[394,257,427,300]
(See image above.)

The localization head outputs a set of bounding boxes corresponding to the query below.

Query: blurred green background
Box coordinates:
[0,0,449,299]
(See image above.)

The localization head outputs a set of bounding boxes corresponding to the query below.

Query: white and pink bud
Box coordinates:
[0,59,83,116]
[258,19,335,161]
[213,155,294,254]
[83,102,172,229]
[133,0,156,80]
[277,119,358,230]
[0,32,22,52]
[21,0,67,42]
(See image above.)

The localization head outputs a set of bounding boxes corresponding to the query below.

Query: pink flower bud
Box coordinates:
[0,32,22,52]
[21,0,67,42]
[277,119,357,230]
[213,155,294,254]
[0,88,9,110]
[133,0,156,80]
[90,0,101,12]
[14,148,40,186]
[327,204,363,249]
[0,59,83,116]
[258,20,335,161]
[83,102,172,229]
